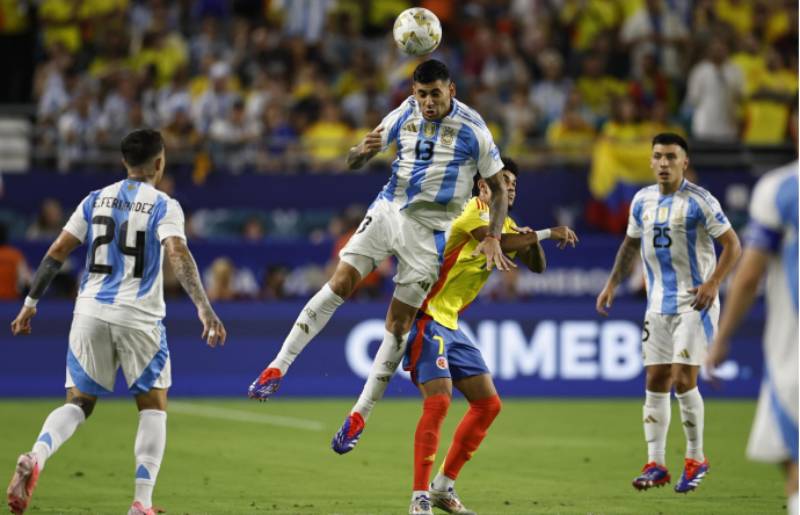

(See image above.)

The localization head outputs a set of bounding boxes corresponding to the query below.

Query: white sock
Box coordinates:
[412,490,429,500]
[134,410,167,508]
[788,491,798,515]
[643,390,670,465]
[352,330,409,420]
[31,404,86,471]
[676,387,705,461]
[268,284,344,375]
[431,471,455,491]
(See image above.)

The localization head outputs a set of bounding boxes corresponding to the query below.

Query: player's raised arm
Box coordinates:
[471,225,578,273]
[10,230,82,336]
[474,173,515,271]
[515,226,579,273]
[346,126,384,170]
[163,236,226,347]
[688,228,742,311]
[597,235,641,316]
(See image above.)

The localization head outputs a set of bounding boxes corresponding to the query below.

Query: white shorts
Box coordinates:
[642,304,719,367]
[339,198,447,307]
[66,314,171,396]
[746,371,799,464]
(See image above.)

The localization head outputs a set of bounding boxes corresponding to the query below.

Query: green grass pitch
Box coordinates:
[0,398,785,514]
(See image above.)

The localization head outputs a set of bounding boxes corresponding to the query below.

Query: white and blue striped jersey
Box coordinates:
[376,96,504,231]
[744,162,798,383]
[63,179,186,330]
[627,179,732,314]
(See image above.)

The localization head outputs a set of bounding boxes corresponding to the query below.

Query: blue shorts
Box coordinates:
[402,314,490,385]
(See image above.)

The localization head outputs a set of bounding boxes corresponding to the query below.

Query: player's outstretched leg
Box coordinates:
[333,296,418,453]
[332,328,410,454]
[249,281,346,400]
[7,397,89,513]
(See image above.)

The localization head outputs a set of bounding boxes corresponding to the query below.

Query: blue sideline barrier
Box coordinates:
[0,300,764,398]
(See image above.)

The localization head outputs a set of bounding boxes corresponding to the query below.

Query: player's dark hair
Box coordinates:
[501,156,519,177]
[413,59,450,84]
[652,132,689,154]
[121,129,164,168]
[472,156,518,196]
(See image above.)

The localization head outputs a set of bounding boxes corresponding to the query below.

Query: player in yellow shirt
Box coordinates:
[332,157,578,515]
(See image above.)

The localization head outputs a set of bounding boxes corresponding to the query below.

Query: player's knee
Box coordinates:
[470,395,502,417]
[645,367,672,392]
[423,392,452,413]
[328,274,356,299]
[331,257,370,298]
[672,376,695,394]
[488,396,502,416]
[68,396,96,419]
[387,318,413,339]
[645,376,670,392]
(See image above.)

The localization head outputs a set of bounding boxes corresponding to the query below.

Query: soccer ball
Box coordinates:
[393,8,442,56]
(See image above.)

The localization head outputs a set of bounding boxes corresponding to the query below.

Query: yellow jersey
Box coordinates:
[421,197,517,330]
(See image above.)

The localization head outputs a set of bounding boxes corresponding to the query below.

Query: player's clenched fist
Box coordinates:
[10,306,36,336]
[357,127,384,156]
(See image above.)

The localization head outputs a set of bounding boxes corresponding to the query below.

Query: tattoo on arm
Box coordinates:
[609,237,641,286]
[485,175,508,238]
[346,146,374,170]
[28,256,64,299]
[167,242,212,311]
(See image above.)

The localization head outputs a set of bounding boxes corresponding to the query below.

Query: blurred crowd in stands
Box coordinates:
[4,0,794,173]
[1,0,797,302]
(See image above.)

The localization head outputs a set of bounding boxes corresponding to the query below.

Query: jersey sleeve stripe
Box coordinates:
[744,220,782,252]
[685,184,718,210]
[455,101,489,131]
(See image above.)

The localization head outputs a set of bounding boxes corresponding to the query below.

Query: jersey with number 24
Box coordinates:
[63,178,186,330]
